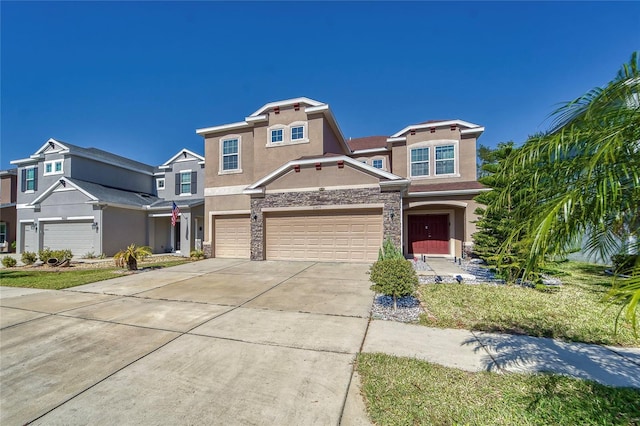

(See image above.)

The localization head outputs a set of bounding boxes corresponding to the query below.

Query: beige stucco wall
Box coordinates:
[391,127,477,183]
[322,118,345,155]
[204,128,256,188]
[266,163,380,191]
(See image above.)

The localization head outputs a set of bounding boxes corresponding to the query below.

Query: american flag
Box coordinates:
[171,202,180,227]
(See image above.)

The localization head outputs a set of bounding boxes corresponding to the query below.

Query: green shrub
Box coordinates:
[38,248,73,263]
[370,258,418,310]
[378,238,404,261]
[21,251,37,265]
[611,254,639,275]
[2,256,17,268]
[10,241,17,251]
[190,249,205,260]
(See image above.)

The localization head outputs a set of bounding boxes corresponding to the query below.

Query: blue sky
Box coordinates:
[2,1,638,170]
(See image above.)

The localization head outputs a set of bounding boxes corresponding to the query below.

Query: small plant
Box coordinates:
[114,244,152,270]
[2,256,17,268]
[21,251,37,265]
[99,253,107,259]
[10,241,17,251]
[38,248,73,263]
[370,258,419,311]
[378,237,404,261]
[84,252,98,259]
[190,249,205,260]
[611,254,639,276]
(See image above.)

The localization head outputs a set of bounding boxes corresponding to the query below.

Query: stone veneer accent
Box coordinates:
[250,187,402,260]
[203,242,212,258]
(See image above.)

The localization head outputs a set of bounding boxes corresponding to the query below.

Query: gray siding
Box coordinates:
[101,208,148,256]
[161,159,205,201]
[70,157,154,193]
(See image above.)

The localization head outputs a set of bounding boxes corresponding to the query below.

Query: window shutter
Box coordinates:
[21,169,26,192]
[191,171,197,194]
[175,173,180,195]
[33,167,38,191]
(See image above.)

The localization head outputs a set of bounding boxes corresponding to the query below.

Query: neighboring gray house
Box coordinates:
[10,138,204,256]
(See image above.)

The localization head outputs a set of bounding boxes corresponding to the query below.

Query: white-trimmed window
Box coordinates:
[220,137,240,172]
[291,125,304,141]
[271,128,284,143]
[0,222,6,243]
[410,147,429,177]
[156,178,165,190]
[25,167,36,191]
[179,171,191,194]
[435,145,455,175]
[43,160,63,176]
[372,159,383,169]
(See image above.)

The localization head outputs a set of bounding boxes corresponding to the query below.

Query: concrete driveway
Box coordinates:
[0,259,374,425]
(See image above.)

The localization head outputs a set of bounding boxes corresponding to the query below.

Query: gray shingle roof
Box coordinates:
[65,177,160,208]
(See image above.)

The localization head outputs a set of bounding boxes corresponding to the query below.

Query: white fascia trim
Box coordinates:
[204,185,249,196]
[246,156,403,190]
[38,217,64,222]
[195,121,250,135]
[243,188,265,195]
[460,127,485,135]
[149,213,173,217]
[249,97,324,117]
[198,161,205,165]
[19,219,35,223]
[210,210,251,215]
[162,148,205,165]
[154,172,166,176]
[407,188,491,197]
[34,138,70,155]
[10,158,37,165]
[245,114,267,123]
[380,179,410,188]
[351,147,389,154]
[17,204,36,209]
[86,201,150,211]
[158,165,172,170]
[31,179,98,205]
[67,216,95,221]
[386,137,407,143]
[391,120,483,138]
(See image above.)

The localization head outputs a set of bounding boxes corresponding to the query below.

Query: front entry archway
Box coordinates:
[408,214,449,255]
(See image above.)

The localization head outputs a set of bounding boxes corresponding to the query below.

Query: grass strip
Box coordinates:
[357,353,640,426]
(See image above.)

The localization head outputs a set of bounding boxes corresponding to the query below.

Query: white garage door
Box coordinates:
[214,215,250,258]
[42,221,95,256]
[265,209,383,263]
[22,224,38,253]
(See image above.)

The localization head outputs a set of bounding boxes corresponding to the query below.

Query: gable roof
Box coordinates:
[390,120,485,139]
[249,97,325,117]
[12,138,156,174]
[244,154,408,193]
[162,148,205,166]
[30,177,160,208]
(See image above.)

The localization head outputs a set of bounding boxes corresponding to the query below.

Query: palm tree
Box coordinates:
[493,52,640,331]
[114,244,153,271]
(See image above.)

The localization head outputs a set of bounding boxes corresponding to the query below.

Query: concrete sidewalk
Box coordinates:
[362,320,640,388]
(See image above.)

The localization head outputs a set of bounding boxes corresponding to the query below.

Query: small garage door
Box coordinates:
[42,221,95,255]
[214,215,250,258]
[265,209,383,263]
[22,224,38,253]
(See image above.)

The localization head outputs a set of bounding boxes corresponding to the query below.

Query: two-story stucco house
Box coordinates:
[196,97,487,263]
[10,139,204,256]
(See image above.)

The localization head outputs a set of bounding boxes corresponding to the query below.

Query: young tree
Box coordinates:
[370,258,418,311]
[493,52,640,330]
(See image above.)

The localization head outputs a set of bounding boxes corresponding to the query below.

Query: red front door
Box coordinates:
[408,214,449,255]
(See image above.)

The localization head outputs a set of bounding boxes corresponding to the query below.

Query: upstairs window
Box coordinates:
[156,178,165,190]
[22,167,37,192]
[180,172,191,194]
[372,159,383,169]
[43,160,63,176]
[291,126,304,141]
[435,145,455,175]
[222,138,239,171]
[271,129,283,143]
[410,147,429,177]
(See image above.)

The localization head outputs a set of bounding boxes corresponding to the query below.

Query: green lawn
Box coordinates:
[418,262,639,347]
[0,259,191,290]
[357,353,640,426]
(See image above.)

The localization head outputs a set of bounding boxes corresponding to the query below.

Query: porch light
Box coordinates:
[92,222,99,230]
[30,222,38,231]
[252,214,258,221]
[389,209,395,219]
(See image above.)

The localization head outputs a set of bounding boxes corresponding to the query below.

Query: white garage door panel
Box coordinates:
[214,215,250,258]
[22,225,38,253]
[265,209,383,263]
[42,221,95,255]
